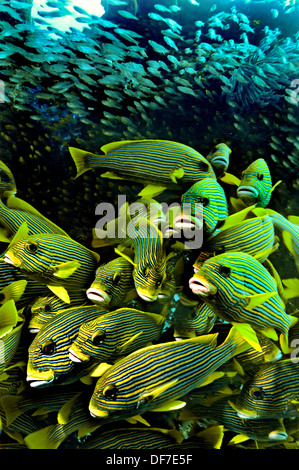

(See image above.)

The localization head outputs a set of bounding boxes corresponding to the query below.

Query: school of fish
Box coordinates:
[0,0,299,451]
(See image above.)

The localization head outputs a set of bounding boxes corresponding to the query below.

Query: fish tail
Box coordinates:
[68,147,92,178]
[23,425,61,449]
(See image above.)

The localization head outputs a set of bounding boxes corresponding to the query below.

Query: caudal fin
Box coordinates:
[69,147,91,178]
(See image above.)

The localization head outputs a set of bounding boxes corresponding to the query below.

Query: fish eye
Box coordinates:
[44,304,52,312]
[198,162,209,172]
[103,384,118,400]
[91,330,106,346]
[0,172,9,182]
[113,272,121,285]
[41,341,55,355]
[219,265,231,277]
[198,197,209,207]
[249,386,265,400]
[26,242,38,253]
[257,173,264,181]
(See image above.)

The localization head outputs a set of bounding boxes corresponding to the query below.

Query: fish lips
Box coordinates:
[3,253,21,268]
[86,287,111,304]
[68,346,90,363]
[137,289,158,302]
[189,276,217,296]
[89,402,109,419]
[173,213,203,231]
[237,185,259,200]
[26,371,55,388]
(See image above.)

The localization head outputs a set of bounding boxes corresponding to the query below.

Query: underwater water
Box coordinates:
[0,0,299,451]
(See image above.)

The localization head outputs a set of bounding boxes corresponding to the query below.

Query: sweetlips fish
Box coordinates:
[0,300,25,375]
[180,396,298,443]
[80,425,224,449]
[117,217,167,302]
[69,139,216,189]
[3,223,100,303]
[86,257,136,308]
[173,177,228,235]
[231,359,299,420]
[189,251,298,353]
[26,305,108,388]
[172,297,217,339]
[230,159,281,211]
[205,142,231,177]
[0,196,69,243]
[89,325,251,421]
[29,290,90,334]
[0,160,17,198]
[68,307,164,364]
[0,256,49,309]
[264,209,299,274]
[206,206,278,263]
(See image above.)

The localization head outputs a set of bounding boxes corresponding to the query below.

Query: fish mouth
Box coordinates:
[3,253,20,267]
[228,400,258,419]
[89,403,110,419]
[237,185,259,199]
[137,290,157,302]
[189,276,216,296]
[86,287,111,304]
[268,431,288,441]
[28,326,41,334]
[174,214,203,231]
[210,157,229,170]
[27,378,54,388]
[27,363,54,387]
[68,347,90,363]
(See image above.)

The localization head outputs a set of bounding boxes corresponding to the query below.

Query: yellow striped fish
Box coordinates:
[265,209,299,273]
[86,257,136,308]
[69,139,216,187]
[3,226,100,303]
[0,300,25,375]
[181,396,298,443]
[206,143,231,177]
[189,252,298,353]
[231,159,281,210]
[172,299,217,339]
[232,359,299,420]
[68,308,164,364]
[0,256,49,309]
[29,290,90,334]
[173,178,228,235]
[122,218,167,302]
[89,325,251,421]
[27,305,108,388]
[0,196,69,243]
[206,207,278,263]
[0,160,17,198]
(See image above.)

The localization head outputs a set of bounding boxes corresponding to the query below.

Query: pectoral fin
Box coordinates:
[0,300,18,337]
[100,171,126,180]
[140,380,178,404]
[196,371,225,388]
[151,400,186,412]
[243,292,276,312]
[47,285,70,304]
[138,184,167,198]
[52,260,80,279]
[231,322,262,352]
[220,172,241,186]
[169,167,184,184]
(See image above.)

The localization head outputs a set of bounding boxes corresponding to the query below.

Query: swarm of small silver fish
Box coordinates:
[0,0,299,451]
